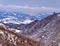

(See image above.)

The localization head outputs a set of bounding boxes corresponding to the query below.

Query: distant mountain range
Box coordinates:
[0,10,53,24]
[0,10,53,30]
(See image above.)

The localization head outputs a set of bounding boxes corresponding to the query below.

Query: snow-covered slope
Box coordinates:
[0,10,52,25]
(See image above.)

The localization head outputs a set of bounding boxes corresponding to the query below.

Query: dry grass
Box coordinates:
[0,25,41,46]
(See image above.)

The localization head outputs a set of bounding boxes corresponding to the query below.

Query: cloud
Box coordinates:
[0,4,60,15]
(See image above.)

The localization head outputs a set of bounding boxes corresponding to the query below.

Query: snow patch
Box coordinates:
[15,29,22,33]
[20,19,33,24]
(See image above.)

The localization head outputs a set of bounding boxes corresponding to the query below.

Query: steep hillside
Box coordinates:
[20,13,60,46]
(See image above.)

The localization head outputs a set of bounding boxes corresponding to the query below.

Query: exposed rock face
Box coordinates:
[20,13,60,46]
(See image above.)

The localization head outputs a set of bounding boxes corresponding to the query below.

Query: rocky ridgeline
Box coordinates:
[20,13,60,46]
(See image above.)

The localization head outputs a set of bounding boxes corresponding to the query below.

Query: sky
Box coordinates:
[0,0,60,7]
[0,0,60,15]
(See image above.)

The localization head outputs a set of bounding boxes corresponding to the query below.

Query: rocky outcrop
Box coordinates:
[21,13,60,46]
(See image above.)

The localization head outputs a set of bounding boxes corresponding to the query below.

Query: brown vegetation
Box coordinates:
[0,25,41,46]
